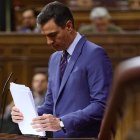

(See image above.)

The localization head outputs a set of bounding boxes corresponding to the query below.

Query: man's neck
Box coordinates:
[65,31,77,50]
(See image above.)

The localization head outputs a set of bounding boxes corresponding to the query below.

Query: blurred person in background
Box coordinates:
[2,72,47,134]
[69,0,94,8]
[129,0,140,9]
[79,7,123,34]
[17,8,40,33]
[32,72,48,107]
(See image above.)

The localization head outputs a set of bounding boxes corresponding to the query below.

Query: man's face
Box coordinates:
[22,10,36,29]
[41,19,71,51]
[32,74,47,95]
[93,17,110,32]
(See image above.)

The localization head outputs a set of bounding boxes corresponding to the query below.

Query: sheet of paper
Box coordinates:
[10,82,45,136]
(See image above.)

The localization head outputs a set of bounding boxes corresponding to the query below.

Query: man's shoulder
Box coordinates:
[51,51,62,57]
[49,51,62,62]
[108,24,124,33]
[81,39,109,62]
[84,39,105,54]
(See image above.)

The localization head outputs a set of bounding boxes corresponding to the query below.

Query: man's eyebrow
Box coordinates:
[43,31,58,36]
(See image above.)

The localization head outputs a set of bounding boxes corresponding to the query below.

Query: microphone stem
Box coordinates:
[0,88,9,131]
[0,72,13,132]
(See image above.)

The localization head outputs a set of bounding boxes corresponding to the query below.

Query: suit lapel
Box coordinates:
[53,52,62,101]
[55,36,87,103]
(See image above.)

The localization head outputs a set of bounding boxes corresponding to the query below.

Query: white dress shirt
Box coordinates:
[66,32,82,62]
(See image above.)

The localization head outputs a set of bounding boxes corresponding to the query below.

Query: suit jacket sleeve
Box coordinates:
[61,47,112,132]
[37,56,54,116]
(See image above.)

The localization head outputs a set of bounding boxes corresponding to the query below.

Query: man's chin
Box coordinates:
[52,45,63,51]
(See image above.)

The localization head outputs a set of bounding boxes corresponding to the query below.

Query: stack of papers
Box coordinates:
[10,82,45,136]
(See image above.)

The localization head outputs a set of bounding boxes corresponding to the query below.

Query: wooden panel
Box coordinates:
[0,133,96,140]
[0,64,5,88]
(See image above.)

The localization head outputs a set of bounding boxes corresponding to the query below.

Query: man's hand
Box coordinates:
[11,106,24,123]
[31,114,61,132]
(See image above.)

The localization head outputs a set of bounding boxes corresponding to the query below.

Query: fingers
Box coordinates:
[31,114,61,132]
[32,115,46,121]
[12,106,23,115]
[11,106,23,118]
[12,106,20,112]
[32,114,52,120]
[31,115,51,131]
[32,114,53,122]
[11,106,24,123]
[32,117,55,125]
[11,111,23,117]
[32,123,50,132]
[11,115,23,123]
[32,123,52,132]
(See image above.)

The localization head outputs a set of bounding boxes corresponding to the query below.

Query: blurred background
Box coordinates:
[0,0,140,32]
[0,0,140,139]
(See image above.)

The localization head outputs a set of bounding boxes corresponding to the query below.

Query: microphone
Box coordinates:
[0,72,13,132]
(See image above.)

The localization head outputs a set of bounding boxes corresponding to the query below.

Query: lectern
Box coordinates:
[0,133,96,140]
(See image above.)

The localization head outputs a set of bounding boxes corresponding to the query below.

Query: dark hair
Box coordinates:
[37,1,74,28]
[23,8,38,17]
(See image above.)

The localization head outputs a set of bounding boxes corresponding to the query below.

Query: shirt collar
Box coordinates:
[67,32,82,56]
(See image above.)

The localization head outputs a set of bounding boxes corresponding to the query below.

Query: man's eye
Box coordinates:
[50,33,57,37]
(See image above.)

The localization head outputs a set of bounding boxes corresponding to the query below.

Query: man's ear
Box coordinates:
[65,20,73,32]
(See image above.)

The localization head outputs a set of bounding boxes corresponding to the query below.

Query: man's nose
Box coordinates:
[46,37,53,46]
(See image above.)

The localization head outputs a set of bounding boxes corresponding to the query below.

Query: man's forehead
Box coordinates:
[33,73,46,79]
[40,19,64,36]
[23,10,34,16]
[41,30,58,35]
[41,25,60,36]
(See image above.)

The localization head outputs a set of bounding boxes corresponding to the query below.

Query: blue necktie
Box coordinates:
[60,51,69,81]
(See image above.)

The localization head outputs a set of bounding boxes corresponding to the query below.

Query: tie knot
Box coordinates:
[63,50,69,58]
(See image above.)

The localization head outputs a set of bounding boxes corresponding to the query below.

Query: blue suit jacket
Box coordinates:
[38,36,112,138]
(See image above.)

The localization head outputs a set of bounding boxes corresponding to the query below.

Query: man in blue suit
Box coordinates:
[11,1,112,138]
